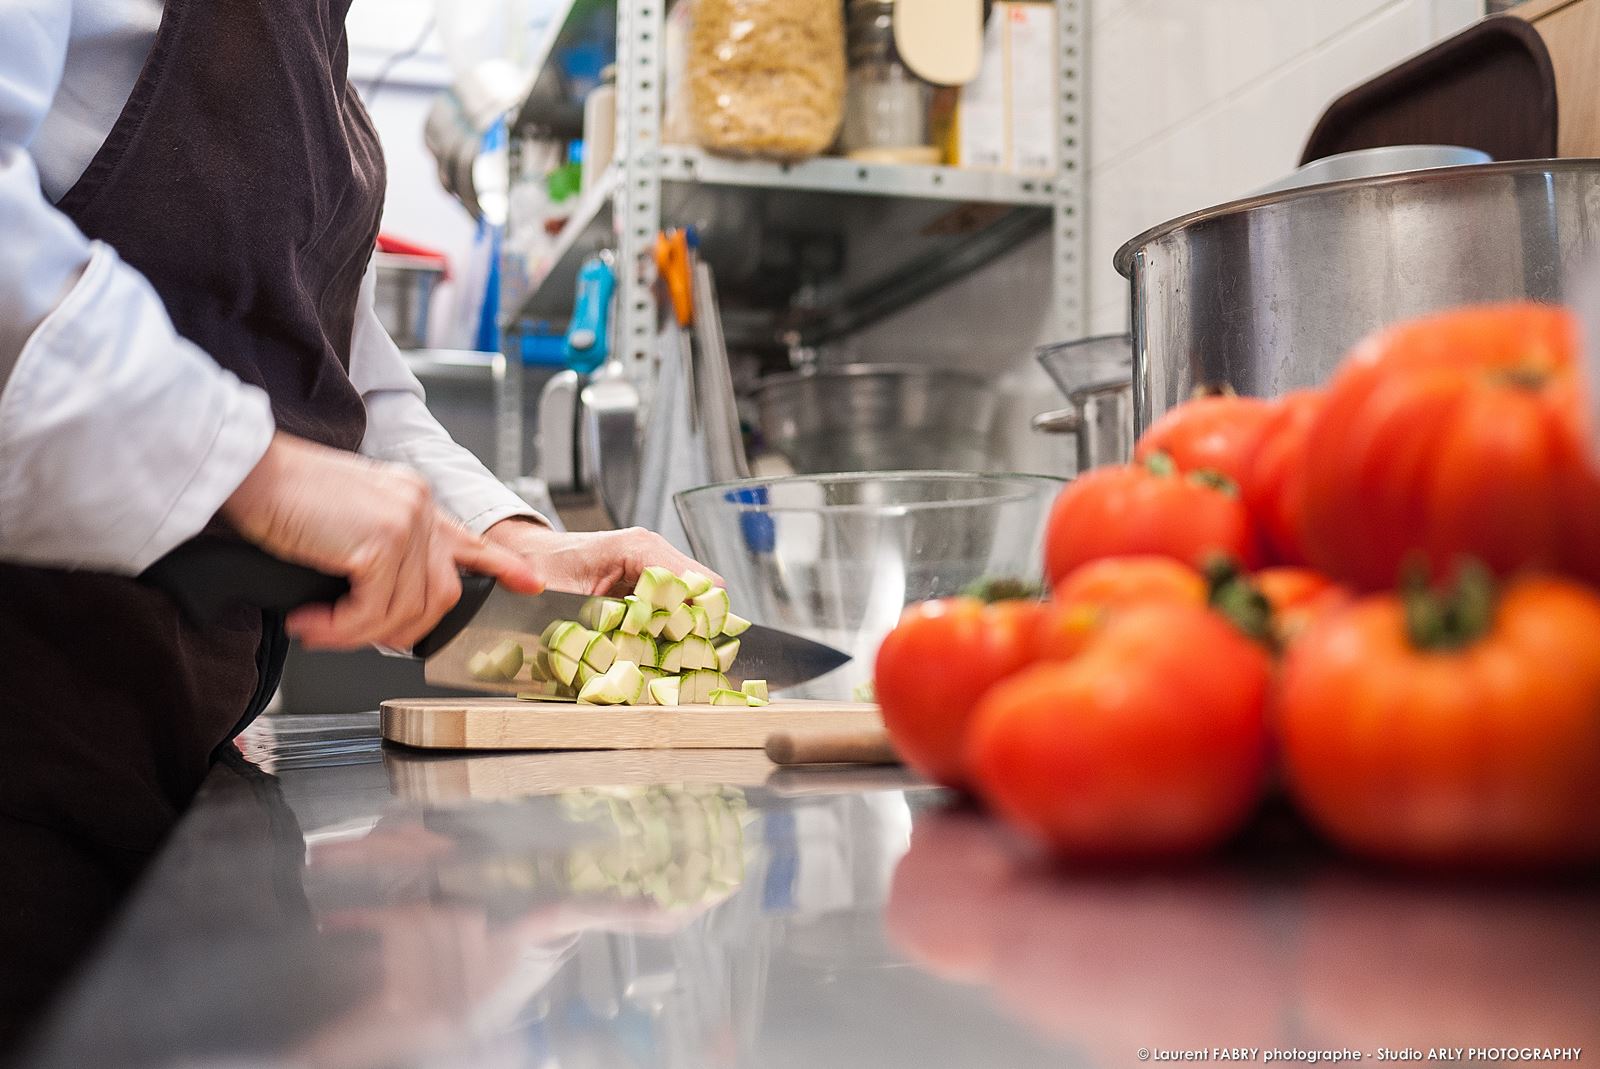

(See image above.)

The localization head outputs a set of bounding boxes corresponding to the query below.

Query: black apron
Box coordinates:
[0,0,382,1051]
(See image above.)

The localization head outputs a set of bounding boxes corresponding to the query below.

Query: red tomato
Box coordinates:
[1279,571,1600,868]
[967,603,1273,860]
[1253,566,1348,646]
[1557,439,1600,585]
[1052,555,1207,608]
[1240,390,1325,566]
[874,598,1050,790]
[1037,556,1209,660]
[1044,463,1258,585]
[1300,303,1588,590]
[1133,394,1276,484]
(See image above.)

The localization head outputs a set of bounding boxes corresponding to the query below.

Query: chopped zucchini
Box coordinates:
[720,612,751,638]
[692,588,729,636]
[708,688,750,707]
[620,595,654,635]
[678,669,720,705]
[577,660,646,705]
[680,570,716,599]
[581,631,617,672]
[539,620,565,648]
[713,638,740,674]
[647,676,681,706]
[466,651,497,680]
[468,639,524,681]
[613,632,657,668]
[549,622,593,662]
[547,649,581,687]
[679,635,717,671]
[687,604,711,639]
[745,694,770,708]
[740,679,768,702]
[637,566,691,612]
[658,641,685,674]
[646,609,672,637]
[660,604,694,641]
[579,597,627,633]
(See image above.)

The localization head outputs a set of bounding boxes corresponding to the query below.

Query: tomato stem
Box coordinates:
[1403,560,1497,651]
[1144,451,1178,479]
[1202,557,1276,649]
[961,576,1046,603]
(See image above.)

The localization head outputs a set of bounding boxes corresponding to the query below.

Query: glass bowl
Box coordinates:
[675,471,1063,698]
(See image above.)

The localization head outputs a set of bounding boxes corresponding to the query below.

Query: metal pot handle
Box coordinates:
[1031,408,1083,435]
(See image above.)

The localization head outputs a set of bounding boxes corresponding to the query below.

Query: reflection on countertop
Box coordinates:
[18,714,1600,1069]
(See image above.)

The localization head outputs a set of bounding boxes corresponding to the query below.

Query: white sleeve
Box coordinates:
[0,2,275,573]
[349,265,547,534]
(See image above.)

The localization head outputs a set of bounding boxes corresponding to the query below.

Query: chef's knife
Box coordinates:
[141,538,851,693]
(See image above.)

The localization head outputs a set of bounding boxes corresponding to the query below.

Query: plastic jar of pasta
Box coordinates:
[687,0,847,160]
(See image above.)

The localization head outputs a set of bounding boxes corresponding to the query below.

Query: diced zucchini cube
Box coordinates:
[661,604,695,641]
[620,595,654,635]
[708,688,749,707]
[579,597,627,633]
[714,638,739,674]
[647,677,681,706]
[582,631,617,672]
[680,570,715,599]
[691,588,729,636]
[740,679,769,702]
[720,612,751,638]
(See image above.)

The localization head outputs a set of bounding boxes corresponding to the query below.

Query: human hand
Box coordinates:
[220,434,542,649]
[482,519,722,596]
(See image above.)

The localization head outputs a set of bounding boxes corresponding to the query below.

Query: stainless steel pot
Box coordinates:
[373,252,444,350]
[754,364,1000,473]
[1032,334,1135,470]
[1115,158,1600,432]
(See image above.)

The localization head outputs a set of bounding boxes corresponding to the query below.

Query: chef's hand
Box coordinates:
[221,433,542,649]
[483,518,722,596]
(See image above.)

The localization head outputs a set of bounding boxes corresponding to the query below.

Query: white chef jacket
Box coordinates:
[0,0,540,575]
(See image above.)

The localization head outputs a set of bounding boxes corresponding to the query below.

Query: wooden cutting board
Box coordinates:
[380,698,883,751]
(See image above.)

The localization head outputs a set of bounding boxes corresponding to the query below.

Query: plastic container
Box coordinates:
[687,0,846,159]
[675,471,1062,697]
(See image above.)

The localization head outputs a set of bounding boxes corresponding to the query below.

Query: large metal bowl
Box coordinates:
[675,471,1062,698]
[1114,158,1600,432]
[753,365,1000,473]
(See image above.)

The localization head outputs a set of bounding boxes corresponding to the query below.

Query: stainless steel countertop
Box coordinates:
[20,715,1600,1069]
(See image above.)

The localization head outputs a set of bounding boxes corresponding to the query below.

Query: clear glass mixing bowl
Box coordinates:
[675,471,1063,699]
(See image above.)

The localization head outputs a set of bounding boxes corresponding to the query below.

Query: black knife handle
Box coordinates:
[140,539,495,657]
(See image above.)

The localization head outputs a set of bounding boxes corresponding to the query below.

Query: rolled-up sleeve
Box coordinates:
[349,264,547,535]
[0,1,276,573]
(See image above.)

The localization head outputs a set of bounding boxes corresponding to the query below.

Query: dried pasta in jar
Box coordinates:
[687,0,846,159]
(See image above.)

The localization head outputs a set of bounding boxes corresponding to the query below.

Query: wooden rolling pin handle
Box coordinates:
[765,729,899,766]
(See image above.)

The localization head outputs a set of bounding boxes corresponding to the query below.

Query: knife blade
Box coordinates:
[141,538,851,693]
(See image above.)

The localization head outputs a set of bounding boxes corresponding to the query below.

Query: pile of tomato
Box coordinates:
[875,302,1600,869]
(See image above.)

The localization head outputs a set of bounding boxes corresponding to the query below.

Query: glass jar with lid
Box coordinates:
[839,0,937,162]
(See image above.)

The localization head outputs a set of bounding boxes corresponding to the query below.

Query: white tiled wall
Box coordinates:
[1084,0,1484,334]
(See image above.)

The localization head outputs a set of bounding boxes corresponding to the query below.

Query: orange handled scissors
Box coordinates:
[654,228,694,328]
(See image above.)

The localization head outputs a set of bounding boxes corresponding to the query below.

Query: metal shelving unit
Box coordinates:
[496,0,1086,481]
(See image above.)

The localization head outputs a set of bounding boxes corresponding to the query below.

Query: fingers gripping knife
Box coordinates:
[139,540,852,693]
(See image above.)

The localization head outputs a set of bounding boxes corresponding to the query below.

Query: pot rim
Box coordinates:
[1113,157,1600,278]
[674,470,1065,515]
